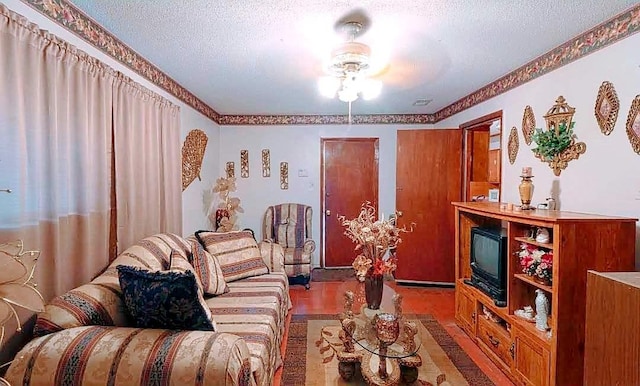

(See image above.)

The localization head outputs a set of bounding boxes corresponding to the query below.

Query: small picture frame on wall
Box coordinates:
[225,162,235,178]
[280,162,288,190]
[261,149,271,177]
[488,189,500,202]
[240,150,249,178]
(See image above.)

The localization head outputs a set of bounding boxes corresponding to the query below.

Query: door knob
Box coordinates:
[397,211,403,217]
[325,209,331,216]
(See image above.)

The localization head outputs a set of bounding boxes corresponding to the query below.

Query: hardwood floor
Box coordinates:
[273,281,514,385]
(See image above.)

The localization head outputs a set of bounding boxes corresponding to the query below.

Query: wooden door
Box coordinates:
[395,129,462,283]
[322,138,379,267]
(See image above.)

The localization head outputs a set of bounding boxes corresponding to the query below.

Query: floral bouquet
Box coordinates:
[338,202,413,281]
[209,177,243,232]
[517,243,553,284]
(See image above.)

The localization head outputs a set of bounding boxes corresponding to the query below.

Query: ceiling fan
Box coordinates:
[318,10,384,104]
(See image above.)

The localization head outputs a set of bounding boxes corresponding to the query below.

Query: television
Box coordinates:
[469,227,508,306]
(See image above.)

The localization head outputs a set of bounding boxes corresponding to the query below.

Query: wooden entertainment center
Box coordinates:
[452,202,637,386]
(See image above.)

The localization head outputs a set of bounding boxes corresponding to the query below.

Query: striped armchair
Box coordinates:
[263,203,315,289]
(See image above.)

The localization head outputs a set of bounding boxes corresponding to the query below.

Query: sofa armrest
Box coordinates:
[258,240,285,273]
[303,239,316,254]
[6,326,253,386]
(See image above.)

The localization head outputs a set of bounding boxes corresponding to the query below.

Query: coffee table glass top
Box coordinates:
[336,280,421,359]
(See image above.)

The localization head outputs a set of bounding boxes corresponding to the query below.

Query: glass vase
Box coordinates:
[364,274,384,310]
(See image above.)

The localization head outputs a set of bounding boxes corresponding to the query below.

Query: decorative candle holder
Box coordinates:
[519,167,535,210]
[374,313,400,379]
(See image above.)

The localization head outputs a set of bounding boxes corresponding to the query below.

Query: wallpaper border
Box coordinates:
[19,1,640,126]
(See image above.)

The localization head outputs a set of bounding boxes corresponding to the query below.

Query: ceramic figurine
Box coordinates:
[535,289,549,331]
[536,228,550,243]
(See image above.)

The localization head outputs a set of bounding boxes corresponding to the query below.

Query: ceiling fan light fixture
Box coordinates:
[361,79,382,100]
[338,88,358,103]
[317,19,383,105]
[318,76,340,98]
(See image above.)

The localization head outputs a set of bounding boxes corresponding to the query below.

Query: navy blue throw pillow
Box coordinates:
[116,265,215,331]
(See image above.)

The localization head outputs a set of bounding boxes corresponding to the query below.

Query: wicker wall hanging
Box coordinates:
[522,105,535,145]
[532,96,586,176]
[240,150,249,178]
[507,127,519,164]
[280,162,289,190]
[594,81,619,135]
[225,162,235,178]
[261,149,271,177]
[626,95,640,155]
[181,129,208,191]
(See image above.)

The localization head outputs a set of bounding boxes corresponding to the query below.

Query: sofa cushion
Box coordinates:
[33,283,130,337]
[208,272,290,386]
[5,326,253,386]
[187,238,229,296]
[196,230,268,282]
[116,265,215,331]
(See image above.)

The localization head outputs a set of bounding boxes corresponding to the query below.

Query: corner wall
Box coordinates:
[437,33,640,267]
[218,123,434,267]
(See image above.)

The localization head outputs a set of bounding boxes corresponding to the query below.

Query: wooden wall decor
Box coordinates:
[594,81,619,135]
[280,162,288,190]
[533,96,586,176]
[225,162,235,178]
[181,129,208,191]
[240,150,249,178]
[507,126,519,164]
[261,149,271,177]
[626,95,640,155]
[522,105,535,145]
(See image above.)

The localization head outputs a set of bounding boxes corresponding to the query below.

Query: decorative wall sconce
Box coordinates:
[508,127,519,164]
[225,162,235,178]
[626,95,640,155]
[531,96,586,176]
[240,150,249,178]
[261,149,271,177]
[594,81,619,135]
[522,105,535,145]
[280,162,289,190]
[181,129,208,191]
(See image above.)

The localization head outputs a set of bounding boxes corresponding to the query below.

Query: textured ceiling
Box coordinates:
[69,0,638,116]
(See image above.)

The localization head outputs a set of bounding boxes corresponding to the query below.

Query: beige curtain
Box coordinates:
[0,5,114,301]
[113,74,182,252]
[0,4,182,295]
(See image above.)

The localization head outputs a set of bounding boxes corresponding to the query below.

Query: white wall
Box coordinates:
[438,33,640,267]
[2,0,220,237]
[219,123,433,266]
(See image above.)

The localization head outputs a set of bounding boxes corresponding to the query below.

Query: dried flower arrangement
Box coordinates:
[209,177,243,232]
[338,202,413,281]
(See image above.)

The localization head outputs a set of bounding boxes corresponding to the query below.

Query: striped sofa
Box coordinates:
[5,233,290,386]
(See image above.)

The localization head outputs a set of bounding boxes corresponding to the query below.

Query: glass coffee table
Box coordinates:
[320,280,422,386]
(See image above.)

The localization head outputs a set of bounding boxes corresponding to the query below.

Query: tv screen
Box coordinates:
[469,227,507,305]
[472,232,500,278]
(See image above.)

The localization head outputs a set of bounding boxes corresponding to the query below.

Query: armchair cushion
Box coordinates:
[276,221,304,249]
[196,230,268,282]
[116,265,215,331]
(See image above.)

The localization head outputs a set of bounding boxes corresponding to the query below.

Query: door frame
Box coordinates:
[320,137,379,268]
[460,110,503,201]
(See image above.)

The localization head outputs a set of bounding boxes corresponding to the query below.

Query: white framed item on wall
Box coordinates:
[488,188,500,202]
